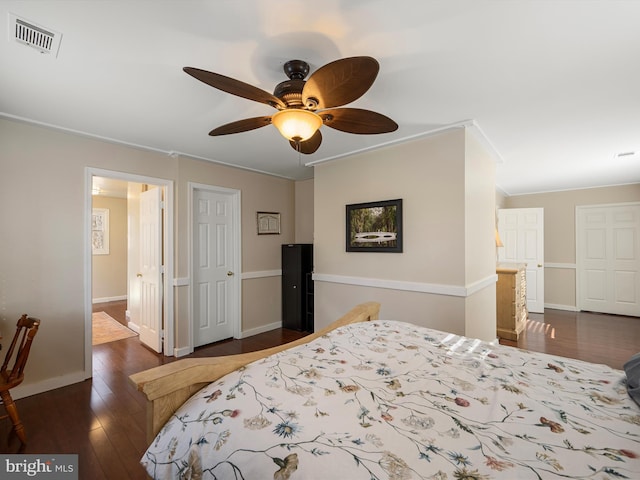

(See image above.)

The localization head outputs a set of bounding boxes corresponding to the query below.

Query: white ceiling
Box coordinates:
[2,1,639,196]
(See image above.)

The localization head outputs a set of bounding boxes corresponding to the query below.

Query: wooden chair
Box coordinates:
[0,314,40,444]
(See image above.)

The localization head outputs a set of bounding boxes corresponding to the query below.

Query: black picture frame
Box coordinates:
[346,199,403,253]
[256,212,281,235]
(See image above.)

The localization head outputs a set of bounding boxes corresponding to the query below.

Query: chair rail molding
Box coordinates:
[313,273,497,298]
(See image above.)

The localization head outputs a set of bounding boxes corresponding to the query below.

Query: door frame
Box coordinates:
[84,167,175,377]
[188,182,242,354]
[576,201,640,315]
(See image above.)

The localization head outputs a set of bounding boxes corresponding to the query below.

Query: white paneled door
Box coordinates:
[498,208,545,313]
[192,187,239,347]
[577,203,640,317]
[139,187,163,353]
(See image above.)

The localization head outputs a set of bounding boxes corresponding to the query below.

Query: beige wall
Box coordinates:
[314,127,497,340]
[464,130,498,339]
[465,130,497,284]
[91,195,127,301]
[0,118,295,396]
[505,184,640,309]
[496,189,508,209]
[295,179,314,243]
[315,131,465,285]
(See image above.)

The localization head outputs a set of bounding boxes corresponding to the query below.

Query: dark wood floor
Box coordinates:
[499,309,640,370]
[0,304,637,479]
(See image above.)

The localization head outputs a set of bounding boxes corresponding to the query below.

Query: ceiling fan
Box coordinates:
[183,56,398,154]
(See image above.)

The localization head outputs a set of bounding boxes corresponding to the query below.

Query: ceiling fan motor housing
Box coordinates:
[274,60,319,109]
[273,78,305,107]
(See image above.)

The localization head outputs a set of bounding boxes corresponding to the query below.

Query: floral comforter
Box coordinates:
[142,321,640,479]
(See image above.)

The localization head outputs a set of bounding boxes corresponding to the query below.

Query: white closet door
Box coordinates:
[577,203,640,317]
[192,188,238,347]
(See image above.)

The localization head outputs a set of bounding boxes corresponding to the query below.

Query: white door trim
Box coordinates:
[84,167,175,378]
[188,182,242,354]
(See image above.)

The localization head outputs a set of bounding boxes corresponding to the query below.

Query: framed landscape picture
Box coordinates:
[346,199,403,253]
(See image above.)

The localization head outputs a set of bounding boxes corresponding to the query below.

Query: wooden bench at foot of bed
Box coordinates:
[129,302,380,443]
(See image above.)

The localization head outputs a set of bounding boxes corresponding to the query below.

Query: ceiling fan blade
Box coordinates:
[209,116,272,136]
[289,129,322,154]
[320,108,398,134]
[302,56,379,109]
[184,67,286,109]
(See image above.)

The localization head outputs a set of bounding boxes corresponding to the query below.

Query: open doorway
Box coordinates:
[85,167,174,378]
[91,177,137,346]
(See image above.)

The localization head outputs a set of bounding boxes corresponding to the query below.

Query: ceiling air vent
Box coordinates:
[614,151,638,161]
[9,13,62,57]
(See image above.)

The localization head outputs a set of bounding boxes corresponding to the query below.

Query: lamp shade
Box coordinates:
[271,109,322,141]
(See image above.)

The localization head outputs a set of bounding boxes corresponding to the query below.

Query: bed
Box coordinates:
[130,302,640,479]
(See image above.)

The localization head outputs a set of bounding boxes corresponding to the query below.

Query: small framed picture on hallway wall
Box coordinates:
[92,208,109,255]
[257,211,281,235]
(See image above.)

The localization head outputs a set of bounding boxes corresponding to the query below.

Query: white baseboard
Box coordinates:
[127,321,140,333]
[12,371,87,400]
[174,346,192,358]
[172,322,282,357]
[93,295,127,304]
[239,322,282,339]
[545,303,579,312]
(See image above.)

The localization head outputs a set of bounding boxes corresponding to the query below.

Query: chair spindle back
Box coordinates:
[1,314,41,384]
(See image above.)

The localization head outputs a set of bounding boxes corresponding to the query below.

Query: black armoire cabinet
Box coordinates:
[282,244,313,332]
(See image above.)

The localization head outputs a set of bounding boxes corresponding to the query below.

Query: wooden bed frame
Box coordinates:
[129,301,380,443]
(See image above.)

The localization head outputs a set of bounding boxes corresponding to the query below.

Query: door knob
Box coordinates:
[537,264,543,268]
[227,271,234,276]
[136,273,143,277]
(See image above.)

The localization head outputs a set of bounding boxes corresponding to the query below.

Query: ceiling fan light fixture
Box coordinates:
[184,56,395,155]
[271,109,322,142]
